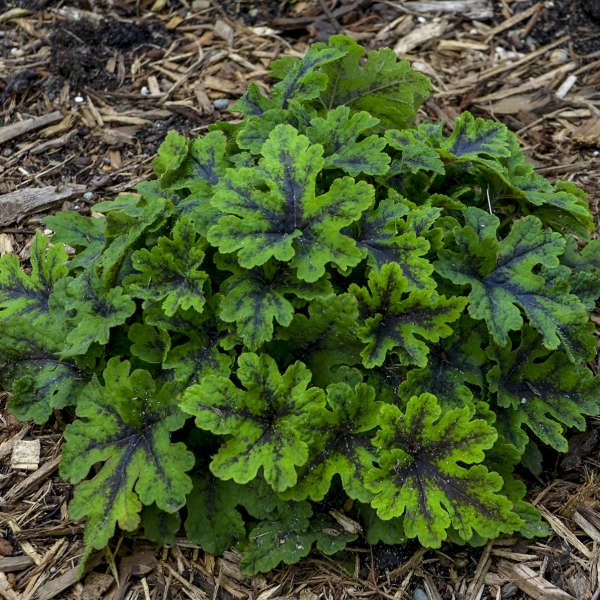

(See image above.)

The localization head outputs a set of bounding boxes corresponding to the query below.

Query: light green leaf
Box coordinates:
[306,106,389,176]
[350,263,466,368]
[487,326,600,453]
[435,208,589,361]
[125,217,208,316]
[283,382,381,503]
[0,232,68,324]
[209,124,373,281]
[366,394,520,546]
[180,353,326,492]
[60,358,194,552]
[320,35,431,129]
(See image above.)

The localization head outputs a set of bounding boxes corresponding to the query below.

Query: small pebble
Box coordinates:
[102,157,110,164]
[10,47,23,57]
[414,589,429,600]
[417,16,427,23]
[470,28,478,34]
[74,96,84,103]
[593,150,599,157]
[49,566,56,574]
[2,148,13,158]
[141,86,150,96]
[83,191,95,201]
[213,98,230,110]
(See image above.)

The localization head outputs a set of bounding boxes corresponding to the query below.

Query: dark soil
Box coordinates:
[519,0,600,54]
[48,18,169,91]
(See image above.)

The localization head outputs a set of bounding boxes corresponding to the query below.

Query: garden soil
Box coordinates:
[1,1,599,599]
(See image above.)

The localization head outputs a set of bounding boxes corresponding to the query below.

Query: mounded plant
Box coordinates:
[2,35,599,573]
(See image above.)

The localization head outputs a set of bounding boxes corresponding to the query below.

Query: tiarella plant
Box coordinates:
[2,35,599,573]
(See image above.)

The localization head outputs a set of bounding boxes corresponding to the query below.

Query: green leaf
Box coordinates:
[0,232,68,324]
[125,217,208,316]
[350,263,466,368]
[306,106,389,176]
[487,326,600,453]
[441,112,512,161]
[95,182,173,282]
[366,394,520,546]
[0,317,88,423]
[435,209,589,361]
[61,269,136,357]
[232,82,277,117]
[269,42,346,109]
[283,382,381,503]
[240,504,357,575]
[559,236,600,310]
[60,358,194,552]
[397,317,487,411]
[128,322,171,364]
[320,35,431,129]
[163,331,232,385]
[385,129,445,175]
[218,257,332,350]
[43,212,106,270]
[209,124,373,281]
[184,475,246,554]
[358,504,405,545]
[141,504,181,544]
[352,198,435,290]
[153,130,190,181]
[180,353,326,492]
[280,294,363,386]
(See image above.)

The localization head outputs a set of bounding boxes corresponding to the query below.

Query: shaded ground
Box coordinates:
[1,0,600,599]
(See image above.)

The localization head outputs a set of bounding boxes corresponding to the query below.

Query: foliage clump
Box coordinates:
[1,35,599,573]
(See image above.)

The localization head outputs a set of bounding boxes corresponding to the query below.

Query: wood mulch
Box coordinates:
[1,0,599,598]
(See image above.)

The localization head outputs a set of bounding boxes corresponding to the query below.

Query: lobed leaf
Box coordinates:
[125,217,208,316]
[180,353,326,492]
[209,124,373,281]
[60,358,194,552]
[320,35,431,129]
[350,263,466,368]
[366,394,520,546]
[0,232,68,325]
[487,326,600,453]
[435,208,589,361]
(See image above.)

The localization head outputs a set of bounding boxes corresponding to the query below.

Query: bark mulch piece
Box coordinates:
[1,0,599,598]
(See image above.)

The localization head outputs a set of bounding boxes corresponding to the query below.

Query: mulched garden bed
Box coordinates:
[1,1,599,598]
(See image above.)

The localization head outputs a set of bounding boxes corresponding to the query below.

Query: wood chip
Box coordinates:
[437,40,489,52]
[573,511,600,542]
[35,566,79,600]
[1,455,61,506]
[394,21,447,55]
[0,233,13,256]
[0,111,62,145]
[483,3,541,40]
[497,560,575,600]
[214,19,234,45]
[403,0,492,19]
[203,74,240,94]
[538,506,592,558]
[0,184,86,226]
[0,427,29,460]
[573,118,600,145]
[10,439,40,471]
[0,572,19,600]
[0,555,34,572]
